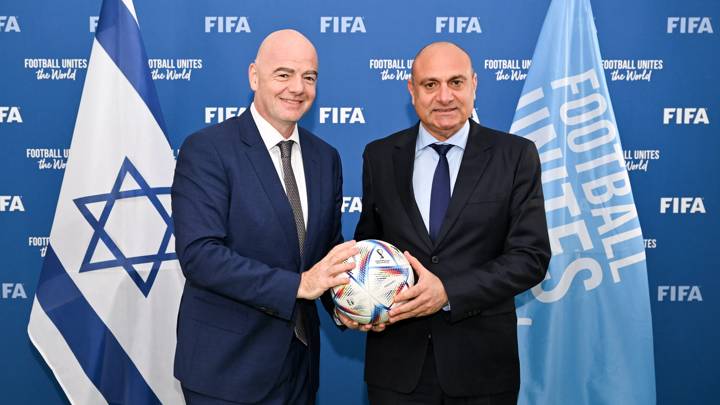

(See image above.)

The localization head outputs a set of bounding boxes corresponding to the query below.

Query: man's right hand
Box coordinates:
[297,240,358,300]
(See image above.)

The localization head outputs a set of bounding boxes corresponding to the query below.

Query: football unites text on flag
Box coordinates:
[511,0,656,404]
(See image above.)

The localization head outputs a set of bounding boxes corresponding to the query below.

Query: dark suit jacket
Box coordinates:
[355,120,551,396]
[171,110,342,403]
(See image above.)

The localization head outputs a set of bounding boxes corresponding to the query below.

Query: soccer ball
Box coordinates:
[331,239,415,324]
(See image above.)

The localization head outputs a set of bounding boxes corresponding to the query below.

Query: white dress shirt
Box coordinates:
[250,103,308,227]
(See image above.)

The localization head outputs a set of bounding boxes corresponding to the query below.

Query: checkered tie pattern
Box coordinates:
[278,140,306,256]
[278,140,308,345]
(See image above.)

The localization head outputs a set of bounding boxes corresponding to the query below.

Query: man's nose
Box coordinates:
[437,83,453,103]
[288,75,304,94]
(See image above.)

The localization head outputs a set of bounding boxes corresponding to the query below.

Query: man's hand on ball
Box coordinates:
[297,240,358,300]
[335,308,388,332]
[388,251,448,323]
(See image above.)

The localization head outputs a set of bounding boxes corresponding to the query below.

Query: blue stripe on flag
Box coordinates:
[95,0,168,137]
[35,245,161,404]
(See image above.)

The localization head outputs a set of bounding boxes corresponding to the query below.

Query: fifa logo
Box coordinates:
[0,196,25,212]
[373,248,391,265]
[205,107,246,124]
[659,197,706,214]
[1,283,27,299]
[662,108,709,125]
[205,16,251,33]
[658,286,703,302]
[0,106,22,123]
[89,16,99,32]
[435,17,482,33]
[0,16,20,32]
[341,197,362,213]
[320,17,366,33]
[667,17,713,34]
[319,107,365,124]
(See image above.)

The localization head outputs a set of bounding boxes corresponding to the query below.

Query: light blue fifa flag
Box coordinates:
[511,0,656,404]
[27,0,185,403]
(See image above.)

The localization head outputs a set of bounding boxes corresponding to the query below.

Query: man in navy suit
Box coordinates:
[341,42,551,404]
[172,29,356,404]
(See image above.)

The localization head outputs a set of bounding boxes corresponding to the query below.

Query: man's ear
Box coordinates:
[472,72,478,102]
[248,63,259,91]
[407,80,415,106]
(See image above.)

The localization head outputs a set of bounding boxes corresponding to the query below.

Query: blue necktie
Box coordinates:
[429,144,453,242]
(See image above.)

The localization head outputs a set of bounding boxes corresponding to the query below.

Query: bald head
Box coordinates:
[411,41,473,81]
[255,29,318,68]
[249,29,319,138]
[407,41,477,140]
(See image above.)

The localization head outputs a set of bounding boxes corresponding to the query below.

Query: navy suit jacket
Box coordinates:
[355,120,551,396]
[171,110,342,403]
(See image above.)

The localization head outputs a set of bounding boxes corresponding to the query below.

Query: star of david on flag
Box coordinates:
[28,0,186,403]
[74,157,176,297]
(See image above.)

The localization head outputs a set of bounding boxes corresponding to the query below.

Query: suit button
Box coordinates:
[431,256,439,264]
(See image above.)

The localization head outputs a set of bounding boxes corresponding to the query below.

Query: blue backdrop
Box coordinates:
[1,1,718,404]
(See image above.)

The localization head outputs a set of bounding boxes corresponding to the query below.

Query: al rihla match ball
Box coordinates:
[331,239,415,324]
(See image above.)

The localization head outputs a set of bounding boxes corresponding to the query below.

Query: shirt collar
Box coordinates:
[250,102,301,151]
[416,120,470,153]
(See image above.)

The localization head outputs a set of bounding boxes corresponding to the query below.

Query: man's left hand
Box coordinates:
[388,251,448,323]
[335,308,388,332]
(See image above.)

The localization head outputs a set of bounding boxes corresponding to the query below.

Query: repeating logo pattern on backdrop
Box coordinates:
[3,1,718,404]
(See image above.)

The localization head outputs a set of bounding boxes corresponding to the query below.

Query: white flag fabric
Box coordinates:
[28,0,185,403]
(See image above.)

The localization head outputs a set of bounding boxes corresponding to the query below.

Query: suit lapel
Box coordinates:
[300,131,321,265]
[393,125,433,252]
[238,112,301,265]
[434,121,494,249]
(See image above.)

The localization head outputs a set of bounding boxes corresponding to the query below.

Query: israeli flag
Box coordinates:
[511,0,656,404]
[27,0,185,403]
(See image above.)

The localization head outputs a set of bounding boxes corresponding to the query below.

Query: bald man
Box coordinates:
[172,29,355,404]
[348,41,551,404]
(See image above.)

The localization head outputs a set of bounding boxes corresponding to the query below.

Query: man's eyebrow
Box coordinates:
[448,74,468,81]
[273,67,295,74]
[418,77,439,84]
[272,67,318,77]
[418,74,467,84]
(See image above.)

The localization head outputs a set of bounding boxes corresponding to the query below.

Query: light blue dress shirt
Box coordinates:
[412,121,469,312]
[412,121,470,233]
